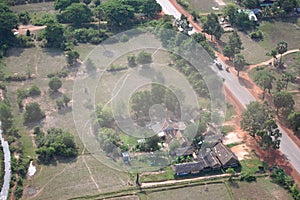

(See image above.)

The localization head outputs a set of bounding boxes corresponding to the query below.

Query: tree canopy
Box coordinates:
[58,3,92,26]
[54,0,80,11]
[24,102,45,123]
[203,13,223,40]
[241,101,282,150]
[0,102,13,131]
[273,91,295,116]
[0,2,18,49]
[49,77,63,92]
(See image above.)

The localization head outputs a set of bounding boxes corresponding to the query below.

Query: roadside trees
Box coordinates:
[273,91,295,116]
[241,101,282,150]
[233,54,246,77]
[223,31,243,61]
[57,3,93,26]
[203,13,223,41]
[254,70,275,99]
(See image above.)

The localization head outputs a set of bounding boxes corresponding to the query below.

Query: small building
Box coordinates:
[172,146,194,157]
[122,152,130,163]
[174,162,204,176]
[213,143,239,169]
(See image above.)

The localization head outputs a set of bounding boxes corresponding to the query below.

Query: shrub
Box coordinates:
[250,30,263,40]
[240,172,257,182]
[5,74,26,82]
[137,51,152,65]
[107,65,128,72]
[120,34,129,42]
[127,55,137,67]
[28,85,41,96]
[48,77,62,92]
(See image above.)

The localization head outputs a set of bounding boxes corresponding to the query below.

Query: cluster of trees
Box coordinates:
[202,13,223,41]
[56,94,71,110]
[223,4,254,30]
[241,101,282,151]
[222,31,246,76]
[266,41,288,68]
[130,84,184,125]
[35,127,78,163]
[271,167,300,200]
[16,85,41,109]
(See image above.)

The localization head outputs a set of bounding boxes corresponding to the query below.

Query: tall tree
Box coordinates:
[58,3,92,26]
[0,2,18,48]
[140,0,162,18]
[254,70,275,99]
[54,0,80,11]
[228,31,243,55]
[49,77,63,92]
[288,112,300,132]
[203,13,223,40]
[273,91,295,116]
[24,102,45,123]
[44,23,65,48]
[233,54,246,77]
[276,41,288,67]
[241,101,282,150]
[0,102,13,131]
[66,50,79,66]
[100,0,135,28]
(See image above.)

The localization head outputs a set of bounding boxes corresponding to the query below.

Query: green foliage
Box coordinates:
[15,35,34,48]
[288,112,300,132]
[276,41,288,65]
[97,128,120,154]
[254,69,275,99]
[127,54,137,67]
[242,0,259,9]
[223,31,243,60]
[24,102,45,123]
[119,34,129,42]
[273,91,295,116]
[54,0,80,11]
[203,13,223,40]
[0,2,18,48]
[43,23,65,49]
[0,102,13,131]
[32,13,57,26]
[271,167,294,189]
[136,51,152,65]
[62,94,71,106]
[140,0,162,18]
[94,104,114,128]
[240,172,257,182]
[36,128,78,163]
[250,30,263,40]
[223,4,253,30]
[107,64,127,72]
[66,50,79,66]
[28,85,41,96]
[57,3,93,26]
[136,135,161,152]
[241,101,282,150]
[48,77,62,92]
[234,54,246,76]
[18,11,30,25]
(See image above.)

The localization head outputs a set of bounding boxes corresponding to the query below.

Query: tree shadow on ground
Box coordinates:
[238,76,253,89]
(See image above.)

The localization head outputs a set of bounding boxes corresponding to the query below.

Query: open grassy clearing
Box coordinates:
[258,18,300,52]
[142,182,231,200]
[27,155,129,200]
[187,0,231,14]
[230,177,292,200]
[239,152,263,174]
[10,2,55,14]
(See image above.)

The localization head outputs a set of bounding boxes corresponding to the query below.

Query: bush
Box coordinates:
[107,65,128,72]
[250,30,263,40]
[48,77,62,92]
[47,69,69,78]
[5,74,26,82]
[120,34,129,42]
[28,85,41,96]
[137,51,152,65]
[240,172,257,182]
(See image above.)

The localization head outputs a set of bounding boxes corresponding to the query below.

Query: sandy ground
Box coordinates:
[223,132,242,145]
[231,144,250,160]
[16,25,46,35]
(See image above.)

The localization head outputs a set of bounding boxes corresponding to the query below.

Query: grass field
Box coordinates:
[142,182,231,200]
[187,0,232,14]
[11,2,55,14]
[230,177,292,200]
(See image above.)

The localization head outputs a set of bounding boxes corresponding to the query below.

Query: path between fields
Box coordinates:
[141,173,233,188]
[215,0,226,6]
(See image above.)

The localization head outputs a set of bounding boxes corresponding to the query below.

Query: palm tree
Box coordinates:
[276,41,288,67]
[234,54,246,77]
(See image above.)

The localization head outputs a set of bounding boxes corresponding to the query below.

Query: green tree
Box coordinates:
[203,13,223,40]
[18,11,30,25]
[228,31,243,55]
[140,0,162,18]
[273,91,295,116]
[241,101,282,150]
[83,0,91,5]
[144,135,161,152]
[66,50,79,66]
[223,45,235,60]
[44,23,65,48]
[0,102,13,131]
[95,104,114,128]
[242,0,259,9]
[279,0,297,13]
[136,51,152,65]
[151,83,165,105]
[254,70,275,99]
[62,94,71,106]
[0,2,18,48]
[28,85,41,96]
[233,54,246,77]
[276,41,288,67]
[223,4,238,24]
[24,102,45,123]
[100,0,135,28]
[54,0,80,11]
[49,77,62,92]
[288,111,300,132]
[58,3,92,26]
[127,54,137,67]
[281,72,295,90]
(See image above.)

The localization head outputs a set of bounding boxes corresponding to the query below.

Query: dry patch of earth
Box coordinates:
[231,144,250,160]
[223,132,242,145]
